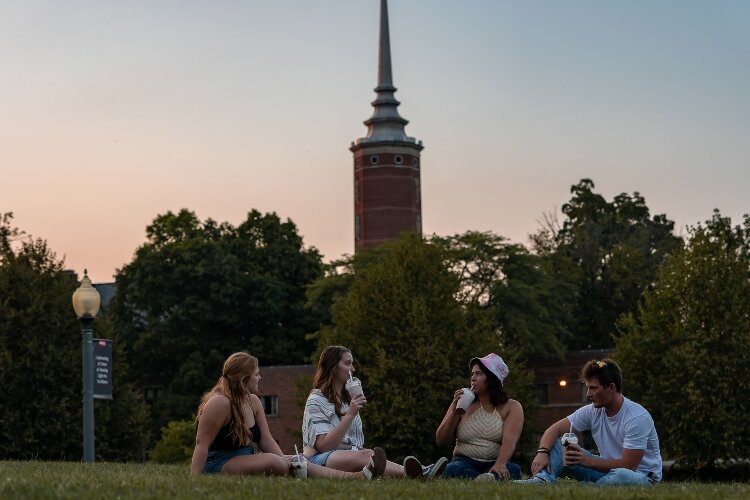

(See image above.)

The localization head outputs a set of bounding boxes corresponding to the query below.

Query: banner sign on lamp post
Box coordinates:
[93,339,113,400]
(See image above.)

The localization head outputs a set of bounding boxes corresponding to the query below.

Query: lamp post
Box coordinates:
[72,269,101,463]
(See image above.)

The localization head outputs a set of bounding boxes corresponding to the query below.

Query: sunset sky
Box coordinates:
[2,0,749,283]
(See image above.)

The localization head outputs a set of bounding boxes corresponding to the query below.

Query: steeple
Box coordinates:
[354,0,419,146]
[350,0,423,252]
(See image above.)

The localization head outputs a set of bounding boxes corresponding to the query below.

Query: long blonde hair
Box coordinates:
[313,346,351,417]
[196,352,258,446]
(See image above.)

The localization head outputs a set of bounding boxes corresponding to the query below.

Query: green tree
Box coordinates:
[150,420,195,463]
[435,231,574,362]
[616,211,750,467]
[111,209,323,432]
[542,179,682,348]
[0,213,149,460]
[316,233,517,461]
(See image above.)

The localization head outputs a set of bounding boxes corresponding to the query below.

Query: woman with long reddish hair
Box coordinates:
[190,351,386,479]
[302,346,447,479]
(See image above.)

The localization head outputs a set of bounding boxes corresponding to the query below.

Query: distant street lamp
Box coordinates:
[72,269,101,463]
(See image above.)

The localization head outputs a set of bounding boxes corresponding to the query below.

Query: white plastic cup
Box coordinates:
[561,432,578,447]
[455,388,475,415]
[345,377,364,398]
[561,432,578,465]
[291,455,307,479]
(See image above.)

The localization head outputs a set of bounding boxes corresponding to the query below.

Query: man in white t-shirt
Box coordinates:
[517,358,662,486]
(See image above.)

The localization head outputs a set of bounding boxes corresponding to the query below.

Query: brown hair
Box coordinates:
[196,352,258,447]
[313,346,351,417]
[581,358,622,392]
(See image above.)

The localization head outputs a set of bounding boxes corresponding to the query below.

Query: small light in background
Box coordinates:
[559,380,567,387]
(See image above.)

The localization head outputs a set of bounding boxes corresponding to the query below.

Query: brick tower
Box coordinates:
[350,0,423,251]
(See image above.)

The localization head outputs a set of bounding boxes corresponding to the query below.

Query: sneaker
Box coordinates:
[403,456,422,479]
[423,457,448,479]
[363,447,387,480]
[513,476,548,484]
[475,472,496,481]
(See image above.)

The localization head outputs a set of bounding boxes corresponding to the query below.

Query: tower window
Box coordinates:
[355,215,361,241]
[394,155,403,165]
[370,155,379,165]
[413,158,419,167]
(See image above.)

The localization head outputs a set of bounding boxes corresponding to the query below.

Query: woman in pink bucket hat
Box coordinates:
[435,353,525,481]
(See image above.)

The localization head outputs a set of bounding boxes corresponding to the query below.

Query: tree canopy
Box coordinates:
[111,209,323,430]
[313,233,535,461]
[616,211,750,467]
[0,213,149,460]
[534,179,682,349]
[435,231,574,362]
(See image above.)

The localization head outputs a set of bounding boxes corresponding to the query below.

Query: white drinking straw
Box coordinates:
[569,422,573,434]
[349,371,353,382]
[294,444,301,462]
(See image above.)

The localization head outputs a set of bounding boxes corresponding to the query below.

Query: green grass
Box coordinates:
[1,461,748,499]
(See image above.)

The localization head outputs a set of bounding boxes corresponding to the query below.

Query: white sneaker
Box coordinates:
[362,447,387,480]
[424,457,448,479]
[513,476,548,484]
[475,472,496,481]
[403,456,422,479]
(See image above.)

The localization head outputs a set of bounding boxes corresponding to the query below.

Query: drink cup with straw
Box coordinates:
[345,371,364,398]
[561,422,578,465]
[455,385,475,415]
[292,444,307,479]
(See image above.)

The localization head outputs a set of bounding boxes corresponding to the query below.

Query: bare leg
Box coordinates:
[307,463,362,479]
[323,449,373,472]
[221,453,289,476]
[323,449,405,477]
[384,460,405,477]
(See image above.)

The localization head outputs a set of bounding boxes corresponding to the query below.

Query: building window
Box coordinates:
[414,178,420,204]
[370,155,379,165]
[355,215,361,241]
[394,155,403,165]
[536,384,549,405]
[261,395,279,417]
[144,387,163,405]
[354,179,360,204]
[413,157,419,167]
[416,214,422,232]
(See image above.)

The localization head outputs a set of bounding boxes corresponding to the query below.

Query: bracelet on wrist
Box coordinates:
[536,448,550,455]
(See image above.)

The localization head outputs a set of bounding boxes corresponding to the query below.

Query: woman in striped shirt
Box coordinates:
[302,345,446,479]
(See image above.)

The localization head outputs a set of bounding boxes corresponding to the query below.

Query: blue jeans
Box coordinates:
[533,440,653,486]
[308,450,335,466]
[443,455,522,480]
[203,446,255,474]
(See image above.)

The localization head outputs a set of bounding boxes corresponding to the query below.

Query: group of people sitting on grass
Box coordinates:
[190,346,662,486]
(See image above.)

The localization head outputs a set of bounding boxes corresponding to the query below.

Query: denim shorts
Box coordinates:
[203,446,255,474]
[308,450,335,466]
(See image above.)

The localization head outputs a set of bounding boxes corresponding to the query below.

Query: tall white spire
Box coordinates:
[355,0,419,145]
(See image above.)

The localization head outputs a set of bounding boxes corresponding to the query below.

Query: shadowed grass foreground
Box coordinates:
[1,461,748,499]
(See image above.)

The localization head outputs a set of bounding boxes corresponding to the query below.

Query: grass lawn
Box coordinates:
[1,461,748,499]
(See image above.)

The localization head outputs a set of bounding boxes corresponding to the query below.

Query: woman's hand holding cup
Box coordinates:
[347,394,367,416]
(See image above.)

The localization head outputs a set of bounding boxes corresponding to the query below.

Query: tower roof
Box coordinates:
[352,0,421,149]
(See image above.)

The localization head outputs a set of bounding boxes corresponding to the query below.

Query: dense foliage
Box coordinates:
[110,209,323,433]
[534,179,682,349]
[313,234,534,461]
[0,213,149,461]
[616,211,750,468]
[149,420,195,463]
